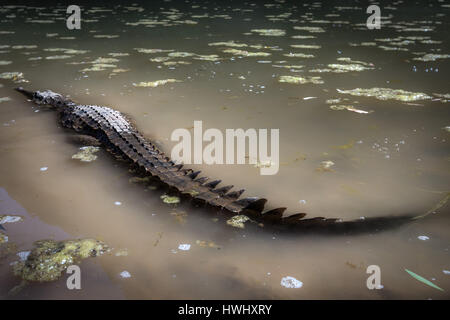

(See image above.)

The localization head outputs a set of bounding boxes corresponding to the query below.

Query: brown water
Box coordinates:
[0,1,449,299]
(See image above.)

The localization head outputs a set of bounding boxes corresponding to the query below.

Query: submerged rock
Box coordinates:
[13,239,109,282]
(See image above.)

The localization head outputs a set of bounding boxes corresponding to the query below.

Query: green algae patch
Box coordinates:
[161,194,180,204]
[336,88,432,102]
[279,75,324,85]
[226,215,250,229]
[13,239,109,282]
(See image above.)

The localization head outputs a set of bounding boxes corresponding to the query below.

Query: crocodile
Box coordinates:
[15,87,417,233]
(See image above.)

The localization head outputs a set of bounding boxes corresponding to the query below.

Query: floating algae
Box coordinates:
[413,53,450,62]
[250,29,285,36]
[12,239,109,282]
[223,48,271,57]
[134,48,174,54]
[290,44,321,49]
[336,88,432,102]
[283,52,315,58]
[71,146,100,162]
[208,41,247,47]
[226,215,250,229]
[327,64,373,72]
[133,79,181,87]
[161,194,180,204]
[293,26,325,33]
[0,232,8,244]
[0,215,23,224]
[279,75,324,85]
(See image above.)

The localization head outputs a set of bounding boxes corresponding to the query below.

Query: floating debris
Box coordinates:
[13,239,109,282]
[178,244,191,251]
[0,97,12,103]
[119,271,131,278]
[0,61,12,65]
[418,235,430,241]
[39,167,48,172]
[71,146,100,162]
[336,88,432,102]
[280,276,303,288]
[330,105,372,114]
[161,195,180,204]
[316,160,335,172]
[226,215,250,229]
[279,75,324,85]
[0,72,25,82]
[0,215,23,224]
[133,79,181,88]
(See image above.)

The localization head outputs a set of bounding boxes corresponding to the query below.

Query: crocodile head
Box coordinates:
[15,87,68,108]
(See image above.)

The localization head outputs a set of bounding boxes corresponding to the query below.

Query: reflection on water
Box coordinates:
[0,1,449,299]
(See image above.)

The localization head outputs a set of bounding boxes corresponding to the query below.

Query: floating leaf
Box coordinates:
[405,268,444,291]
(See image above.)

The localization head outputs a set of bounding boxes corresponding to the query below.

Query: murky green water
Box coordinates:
[0,1,449,299]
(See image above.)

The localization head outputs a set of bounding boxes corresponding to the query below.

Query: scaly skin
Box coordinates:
[15,87,415,233]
